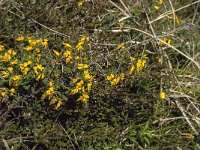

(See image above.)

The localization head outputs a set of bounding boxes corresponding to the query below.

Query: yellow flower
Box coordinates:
[36,73,45,81]
[24,46,33,51]
[12,75,21,80]
[63,43,72,50]
[49,81,53,87]
[78,93,89,103]
[55,101,63,110]
[160,91,166,99]
[77,63,88,69]
[41,93,48,100]
[8,67,13,73]
[37,64,44,71]
[111,77,120,86]
[1,71,9,78]
[66,57,72,63]
[136,59,146,72]
[0,53,11,62]
[10,88,15,96]
[75,56,80,61]
[10,59,18,65]
[120,73,125,80]
[186,134,194,140]
[84,70,92,80]
[158,0,163,5]
[72,77,80,83]
[49,87,54,93]
[0,45,4,52]
[35,48,40,53]
[42,39,48,48]
[106,73,115,81]
[70,88,79,95]
[77,80,84,87]
[64,50,71,57]
[166,15,180,25]
[7,49,16,57]
[76,44,84,51]
[53,50,60,57]
[76,37,86,51]
[160,37,172,46]
[176,16,180,24]
[28,38,38,45]
[16,36,24,41]
[87,82,92,92]
[0,91,6,97]
[50,98,58,105]
[117,43,125,49]
[77,0,84,7]
[45,90,51,95]
[86,37,90,42]
[36,54,41,61]
[154,5,160,10]
[9,75,21,87]
[129,65,135,75]
[27,61,32,65]
[22,67,29,75]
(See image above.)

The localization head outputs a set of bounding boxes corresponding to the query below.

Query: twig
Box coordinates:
[150,0,200,24]
[93,28,200,70]
[2,139,10,150]
[168,0,176,31]
[59,123,76,150]
[31,19,69,38]
[174,100,198,135]
[192,1,200,24]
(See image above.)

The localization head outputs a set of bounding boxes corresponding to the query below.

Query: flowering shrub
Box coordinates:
[1,0,199,149]
[0,35,151,110]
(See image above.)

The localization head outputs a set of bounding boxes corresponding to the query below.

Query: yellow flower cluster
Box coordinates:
[70,77,93,103]
[166,15,180,24]
[19,61,32,75]
[117,43,125,49]
[49,98,63,110]
[0,48,16,63]
[33,64,45,81]
[16,36,47,63]
[129,54,147,75]
[70,79,84,95]
[63,43,73,64]
[41,81,63,110]
[70,61,94,103]
[0,87,16,98]
[76,37,89,52]
[10,59,18,65]
[77,63,88,70]
[9,75,21,87]
[41,81,54,100]
[19,36,48,51]
[159,37,172,46]
[106,73,125,86]
[1,67,13,78]
[16,36,24,41]
[1,71,9,78]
